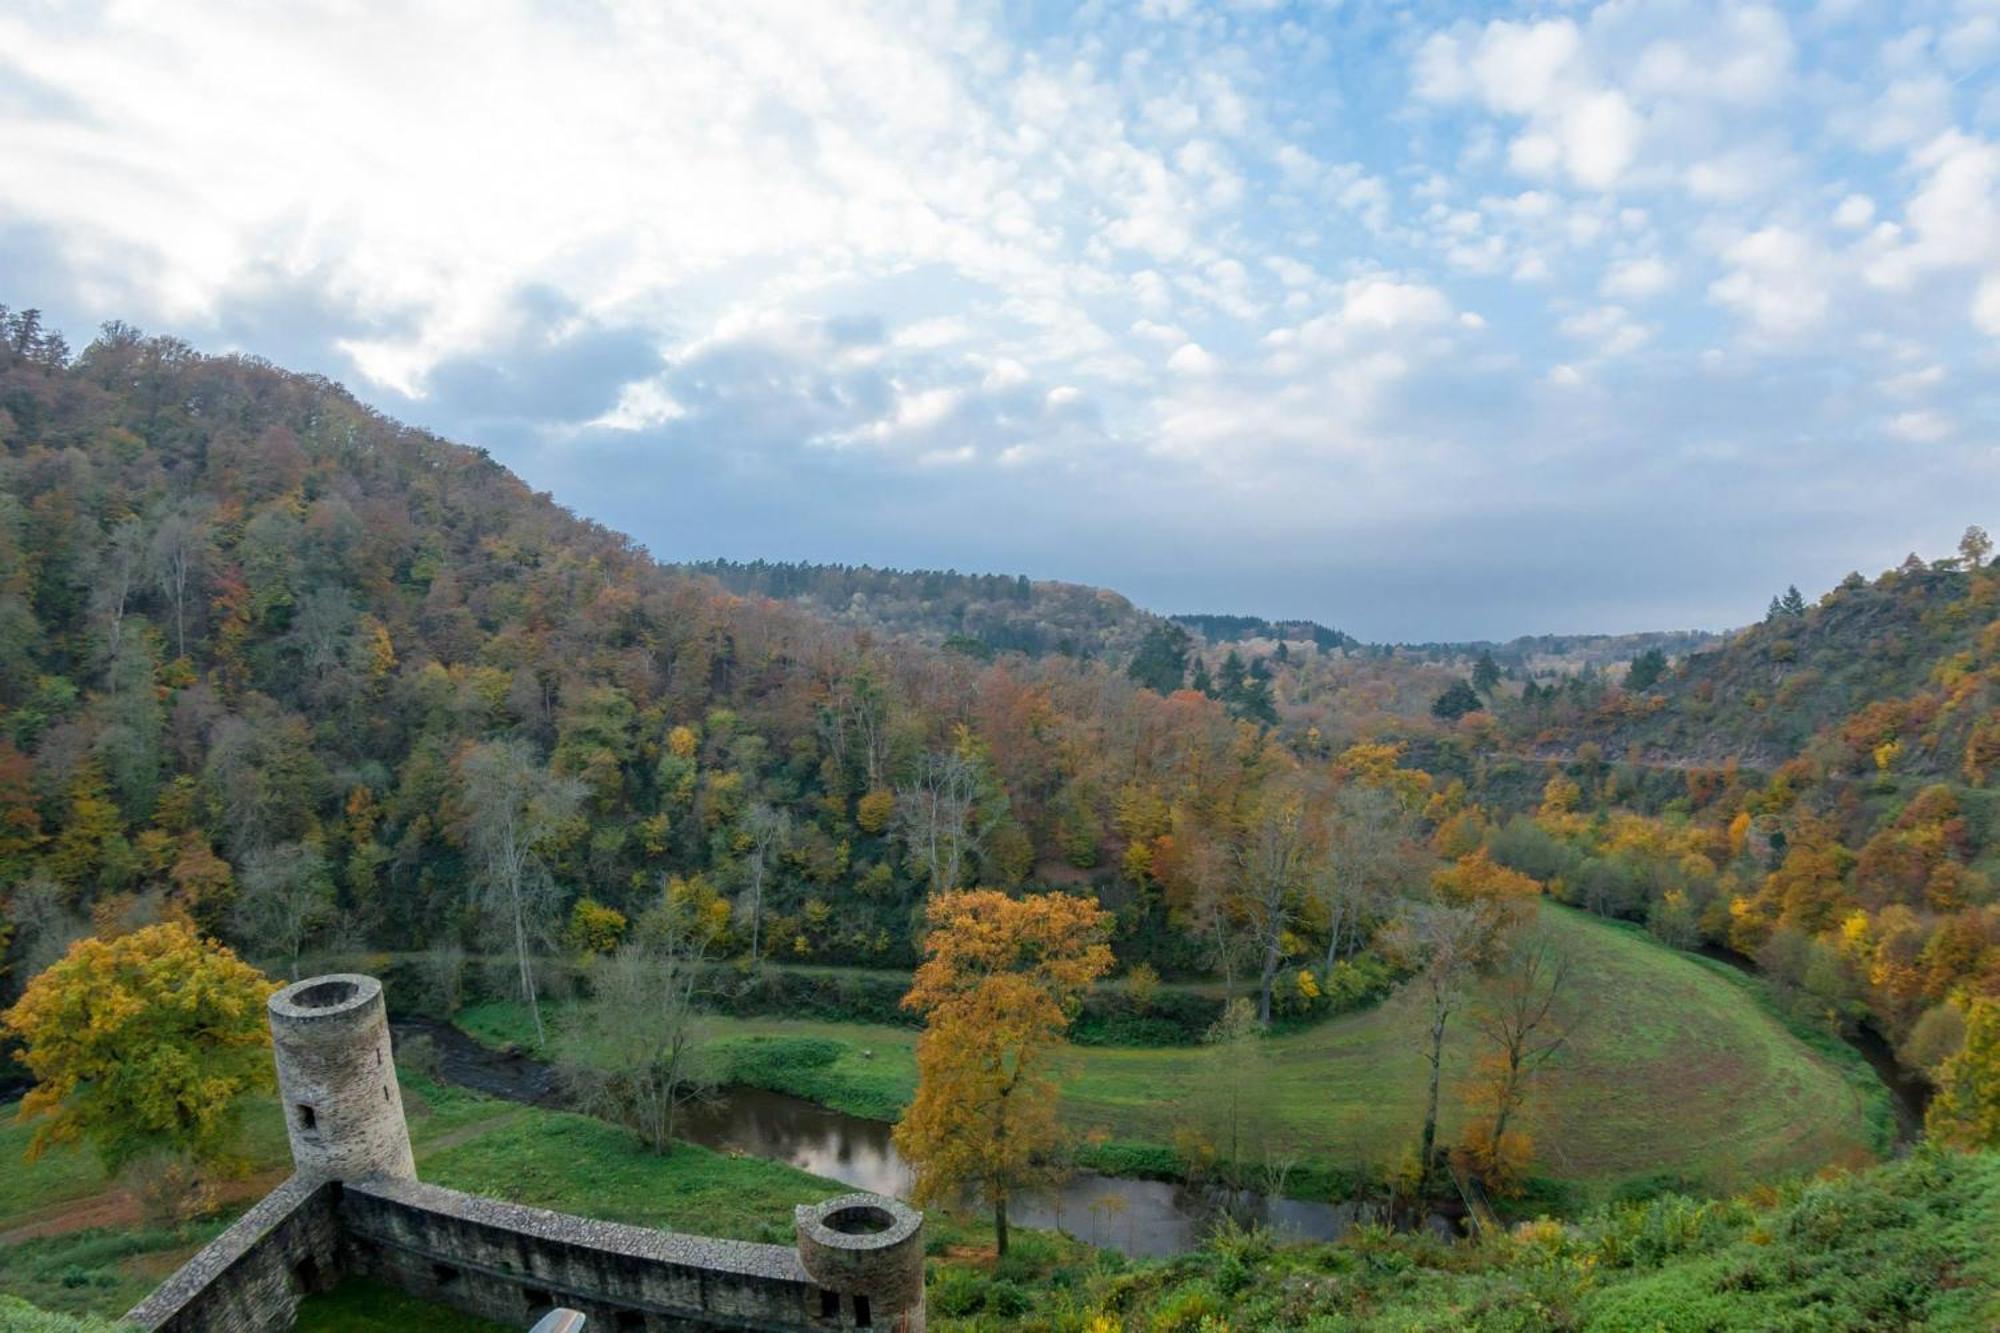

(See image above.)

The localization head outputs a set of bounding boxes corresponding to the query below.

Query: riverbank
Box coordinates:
[455,902,1892,1204]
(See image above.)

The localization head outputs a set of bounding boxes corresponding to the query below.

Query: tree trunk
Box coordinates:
[1257,924,1282,1026]
[993,1197,1009,1257]
[1419,1005,1446,1188]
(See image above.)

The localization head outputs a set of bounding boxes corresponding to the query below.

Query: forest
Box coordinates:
[0,309,1997,1328]
[0,308,1995,1139]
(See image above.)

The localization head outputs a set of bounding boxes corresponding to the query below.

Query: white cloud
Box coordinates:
[1709,226,1835,339]
[1833,193,1876,228]
[1880,364,1944,397]
[1601,256,1673,300]
[1167,341,1219,375]
[1560,304,1654,358]
[1887,410,1953,442]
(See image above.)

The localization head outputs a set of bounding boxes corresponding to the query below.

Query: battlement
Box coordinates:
[126,974,925,1332]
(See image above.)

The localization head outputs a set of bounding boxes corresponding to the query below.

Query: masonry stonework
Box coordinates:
[123,974,925,1332]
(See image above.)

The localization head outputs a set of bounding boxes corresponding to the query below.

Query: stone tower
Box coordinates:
[795,1194,927,1332]
[268,973,416,1184]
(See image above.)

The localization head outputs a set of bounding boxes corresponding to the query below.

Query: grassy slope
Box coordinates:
[466,903,1886,1196]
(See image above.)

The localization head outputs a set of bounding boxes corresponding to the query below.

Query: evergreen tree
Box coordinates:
[1217,650,1248,701]
[1780,585,1808,616]
[1126,623,1192,694]
[1431,679,1485,721]
[1471,651,1501,695]
[1190,658,1214,696]
[1626,648,1667,692]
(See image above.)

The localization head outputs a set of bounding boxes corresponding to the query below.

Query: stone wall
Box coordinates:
[340,1178,868,1331]
[121,971,924,1332]
[124,1176,340,1333]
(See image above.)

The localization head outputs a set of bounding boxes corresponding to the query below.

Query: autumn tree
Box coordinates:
[1928,996,2000,1149]
[1386,901,1496,1190]
[457,738,584,1048]
[1317,783,1419,972]
[1459,925,1572,1191]
[1,922,275,1169]
[1957,524,1991,571]
[893,889,1113,1255]
[1240,780,1316,1026]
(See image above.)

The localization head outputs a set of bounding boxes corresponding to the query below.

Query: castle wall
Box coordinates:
[339,1177,875,1331]
[123,973,924,1332]
[124,1176,340,1333]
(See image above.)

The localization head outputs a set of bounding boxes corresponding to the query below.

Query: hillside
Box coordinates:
[0,310,1421,1005]
[1513,559,1998,777]
[681,558,1164,662]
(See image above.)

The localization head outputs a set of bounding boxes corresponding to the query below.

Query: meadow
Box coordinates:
[460,904,1890,1199]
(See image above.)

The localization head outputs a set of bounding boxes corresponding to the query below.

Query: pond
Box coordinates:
[394,1019,1433,1259]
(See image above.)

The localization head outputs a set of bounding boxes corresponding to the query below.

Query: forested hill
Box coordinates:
[0,308,1327,991]
[678,558,1162,661]
[1512,554,1999,778]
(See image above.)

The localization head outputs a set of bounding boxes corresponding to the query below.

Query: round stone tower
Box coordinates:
[268,973,416,1184]
[795,1193,925,1333]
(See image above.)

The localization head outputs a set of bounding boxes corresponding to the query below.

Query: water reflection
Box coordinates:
[397,1019,1417,1260]
[677,1085,1381,1259]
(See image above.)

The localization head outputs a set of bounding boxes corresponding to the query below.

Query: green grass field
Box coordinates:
[0,1067,872,1321]
[463,903,1889,1198]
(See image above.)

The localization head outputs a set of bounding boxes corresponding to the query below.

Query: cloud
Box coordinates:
[1708,227,1835,340]
[2,0,1996,639]
[1601,255,1673,300]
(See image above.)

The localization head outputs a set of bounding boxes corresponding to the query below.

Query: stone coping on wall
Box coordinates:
[795,1194,922,1255]
[344,1177,814,1284]
[123,1174,336,1328]
[268,973,382,1024]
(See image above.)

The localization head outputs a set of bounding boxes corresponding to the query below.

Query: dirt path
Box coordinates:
[414,1109,527,1157]
[0,1167,287,1246]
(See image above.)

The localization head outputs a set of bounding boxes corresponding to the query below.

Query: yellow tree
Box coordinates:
[893,889,1113,1254]
[1928,996,2000,1149]
[2,922,276,1169]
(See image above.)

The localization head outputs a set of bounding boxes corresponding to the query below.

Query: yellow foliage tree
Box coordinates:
[1928,997,2000,1149]
[892,889,1113,1254]
[1,922,276,1169]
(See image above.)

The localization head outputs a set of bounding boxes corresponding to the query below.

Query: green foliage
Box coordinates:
[1431,679,1485,721]
[293,1278,507,1332]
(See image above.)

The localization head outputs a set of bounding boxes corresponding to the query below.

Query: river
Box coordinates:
[392,1019,1429,1259]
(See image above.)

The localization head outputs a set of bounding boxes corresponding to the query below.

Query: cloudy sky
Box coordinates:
[4,0,1997,640]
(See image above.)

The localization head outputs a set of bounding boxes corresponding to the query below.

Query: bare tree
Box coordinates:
[1239,785,1314,1026]
[741,803,791,964]
[1185,834,1257,996]
[1387,901,1494,1187]
[1317,784,1417,972]
[1472,925,1573,1151]
[562,933,717,1153]
[895,750,984,895]
[90,518,146,696]
[231,841,334,979]
[149,500,210,661]
[459,738,584,1048]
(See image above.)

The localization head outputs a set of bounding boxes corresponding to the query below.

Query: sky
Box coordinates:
[3,0,1997,642]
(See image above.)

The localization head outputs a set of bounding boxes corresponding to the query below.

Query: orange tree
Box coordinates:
[2,921,277,1169]
[891,889,1113,1254]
